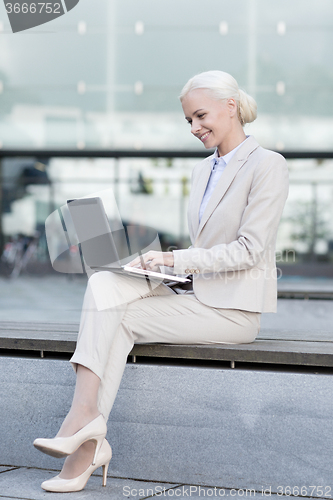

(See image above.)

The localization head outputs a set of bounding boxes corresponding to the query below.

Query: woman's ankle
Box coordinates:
[56,408,100,438]
[71,404,100,420]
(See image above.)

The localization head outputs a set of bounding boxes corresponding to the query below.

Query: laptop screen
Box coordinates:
[67,197,122,267]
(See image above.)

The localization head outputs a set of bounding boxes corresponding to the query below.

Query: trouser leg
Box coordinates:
[94,291,261,422]
[70,271,175,418]
[95,322,134,421]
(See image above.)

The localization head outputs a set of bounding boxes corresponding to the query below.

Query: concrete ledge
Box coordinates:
[1,356,333,489]
[1,322,333,367]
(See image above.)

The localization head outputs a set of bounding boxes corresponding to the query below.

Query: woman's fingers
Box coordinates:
[127,251,174,269]
[127,251,155,268]
[146,256,163,270]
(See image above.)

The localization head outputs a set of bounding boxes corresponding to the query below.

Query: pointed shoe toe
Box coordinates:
[40,439,112,493]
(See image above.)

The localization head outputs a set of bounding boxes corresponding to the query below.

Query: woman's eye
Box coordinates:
[198,114,205,119]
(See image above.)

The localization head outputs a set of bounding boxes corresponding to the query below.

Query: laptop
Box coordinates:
[66,197,190,284]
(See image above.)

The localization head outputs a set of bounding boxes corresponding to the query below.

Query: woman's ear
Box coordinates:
[227,98,238,118]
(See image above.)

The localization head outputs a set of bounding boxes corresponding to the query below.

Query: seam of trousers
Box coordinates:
[69,304,204,380]
[70,304,260,379]
[96,323,135,421]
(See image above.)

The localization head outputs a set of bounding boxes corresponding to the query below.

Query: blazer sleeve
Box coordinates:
[173,152,289,274]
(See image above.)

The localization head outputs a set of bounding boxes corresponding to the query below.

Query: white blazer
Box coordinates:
[173,136,289,313]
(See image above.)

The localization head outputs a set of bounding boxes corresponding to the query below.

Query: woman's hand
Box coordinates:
[127,251,174,271]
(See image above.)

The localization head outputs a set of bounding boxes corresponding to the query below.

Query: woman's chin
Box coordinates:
[203,141,215,150]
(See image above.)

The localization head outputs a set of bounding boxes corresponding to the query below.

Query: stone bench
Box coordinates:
[1,321,333,367]
[0,321,333,491]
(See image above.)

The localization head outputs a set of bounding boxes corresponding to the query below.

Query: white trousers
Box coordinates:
[70,271,261,422]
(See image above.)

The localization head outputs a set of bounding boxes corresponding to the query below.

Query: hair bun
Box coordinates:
[238,89,257,125]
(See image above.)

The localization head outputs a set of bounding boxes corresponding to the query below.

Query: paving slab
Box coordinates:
[277,277,333,299]
[0,468,324,500]
[170,486,284,499]
[0,497,29,500]
[1,276,333,334]
[0,276,86,323]
[0,466,18,473]
[0,467,178,499]
[260,298,333,333]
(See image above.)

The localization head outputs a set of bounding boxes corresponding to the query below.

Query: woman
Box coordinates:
[33,70,289,492]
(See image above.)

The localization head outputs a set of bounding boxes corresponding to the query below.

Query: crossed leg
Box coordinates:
[54,271,260,478]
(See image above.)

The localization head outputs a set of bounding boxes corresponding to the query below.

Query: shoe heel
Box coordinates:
[102,461,110,487]
[92,435,105,466]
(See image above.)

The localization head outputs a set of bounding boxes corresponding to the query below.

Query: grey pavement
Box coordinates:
[0,275,87,323]
[0,467,300,499]
[1,275,333,333]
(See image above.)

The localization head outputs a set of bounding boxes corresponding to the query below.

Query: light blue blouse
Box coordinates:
[198,137,248,223]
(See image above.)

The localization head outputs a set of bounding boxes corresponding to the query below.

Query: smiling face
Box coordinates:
[181,88,245,156]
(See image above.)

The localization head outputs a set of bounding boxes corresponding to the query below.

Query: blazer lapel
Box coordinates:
[194,136,260,241]
[188,156,212,239]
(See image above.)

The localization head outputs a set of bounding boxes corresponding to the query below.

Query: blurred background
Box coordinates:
[0,0,333,285]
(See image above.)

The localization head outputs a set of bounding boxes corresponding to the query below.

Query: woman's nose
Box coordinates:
[191,121,200,135]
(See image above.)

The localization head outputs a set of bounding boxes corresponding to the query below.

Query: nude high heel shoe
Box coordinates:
[33,414,107,465]
[41,439,112,492]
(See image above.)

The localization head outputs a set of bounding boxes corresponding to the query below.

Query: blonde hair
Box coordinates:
[179,70,257,126]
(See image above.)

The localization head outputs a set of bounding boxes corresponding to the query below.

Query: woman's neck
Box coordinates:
[217,130,247,157]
